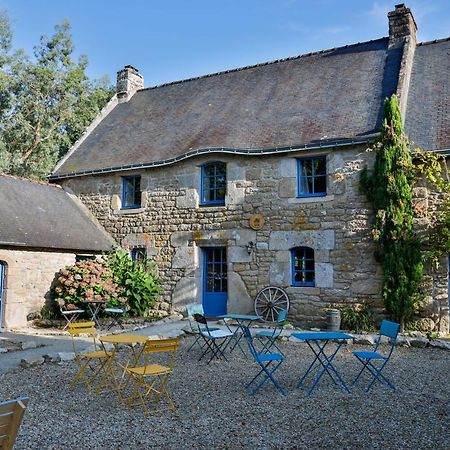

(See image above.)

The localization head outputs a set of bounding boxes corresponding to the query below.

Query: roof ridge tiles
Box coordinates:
[417,36,450,47]
[138,37,389,93]
[0,172,61,188]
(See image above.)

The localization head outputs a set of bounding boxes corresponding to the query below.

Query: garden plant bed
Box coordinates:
[1,337,449,449]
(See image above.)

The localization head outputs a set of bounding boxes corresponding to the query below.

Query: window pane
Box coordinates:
[124,180,135,206]
[203,176,213,202]
[314,157,326,176]
[300,160,313,177]
[314,175,326,194]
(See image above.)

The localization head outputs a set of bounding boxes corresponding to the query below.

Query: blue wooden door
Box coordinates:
[203,247,228,317]
[0,262,5,328]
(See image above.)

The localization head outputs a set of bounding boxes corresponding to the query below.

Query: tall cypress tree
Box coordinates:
[361,95,423,331]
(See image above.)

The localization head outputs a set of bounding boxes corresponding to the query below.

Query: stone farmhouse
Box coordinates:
[48,4,450,332]
[0,175,114,328]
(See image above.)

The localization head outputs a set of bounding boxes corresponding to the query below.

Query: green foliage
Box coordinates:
[340,303,375,333]
[106,250,161,317]
[0,13,114,179]
[360,95,423,331]
[413,149,450,268]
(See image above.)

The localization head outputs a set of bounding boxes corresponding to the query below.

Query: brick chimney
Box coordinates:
[388,3,417,47]
[116,65,144,103]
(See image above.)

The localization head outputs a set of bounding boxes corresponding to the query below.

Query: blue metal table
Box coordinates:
[292,331,353,396]
[217,314,262,356]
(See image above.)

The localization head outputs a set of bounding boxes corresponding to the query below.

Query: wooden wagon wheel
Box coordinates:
[254,286,290,322]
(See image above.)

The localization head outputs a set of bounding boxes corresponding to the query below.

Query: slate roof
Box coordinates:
[0,175,114,252]
[405,38,450,151]
[52,38,402,178]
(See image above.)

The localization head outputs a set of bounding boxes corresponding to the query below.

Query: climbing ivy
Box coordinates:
[360,95,423,331]
[413,149,450,267]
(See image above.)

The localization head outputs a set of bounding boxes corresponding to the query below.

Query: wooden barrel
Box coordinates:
[327,309,341,331]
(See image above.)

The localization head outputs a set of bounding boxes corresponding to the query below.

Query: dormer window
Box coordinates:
[201,162,226,206]
[122,175,141,209]
[297,156,327,197]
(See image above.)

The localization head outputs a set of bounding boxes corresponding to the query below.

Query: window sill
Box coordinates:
[115,207,145,215]
[288,195,334,204]
[199,203,226,208]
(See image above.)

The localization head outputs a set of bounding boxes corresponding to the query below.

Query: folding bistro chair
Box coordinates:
[0,397,29,450]
[68,321,117,395]
[58,299,85,331]
[352,319,400,391]
[185,304,219,352]
[103,307,125,330]
[255,309,288,355]
[193,314,233,364]
[242,326,285,396]
[124,338,180,415]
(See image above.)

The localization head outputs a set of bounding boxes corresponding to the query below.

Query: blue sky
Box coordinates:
[0,0,448,87]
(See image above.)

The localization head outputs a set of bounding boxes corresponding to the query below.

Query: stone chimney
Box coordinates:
[116,65,144,103]
[387,4,418,122]
[388,3,417,47]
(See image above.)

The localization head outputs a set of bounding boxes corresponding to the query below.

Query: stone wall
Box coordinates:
[60,145,449,331]
[0,249,75,329]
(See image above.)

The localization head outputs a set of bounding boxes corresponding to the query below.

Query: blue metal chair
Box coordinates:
[242,326,285,396]
[255,309,288,355]
[193,314,234,364]
[352,319,400,391]
[185,304,219,352]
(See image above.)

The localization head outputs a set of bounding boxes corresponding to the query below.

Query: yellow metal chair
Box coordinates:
[0,397,28,450]
[68,321,117,395]
[124,338,180,415]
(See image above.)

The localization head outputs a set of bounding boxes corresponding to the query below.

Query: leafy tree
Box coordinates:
[361,95,423,331]
[0,14,113,179]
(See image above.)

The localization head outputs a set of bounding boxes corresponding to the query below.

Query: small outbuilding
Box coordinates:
[0,174,114,329]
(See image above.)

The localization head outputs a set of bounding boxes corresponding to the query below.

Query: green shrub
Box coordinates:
[105,250,161,317]
[341,303,375,333]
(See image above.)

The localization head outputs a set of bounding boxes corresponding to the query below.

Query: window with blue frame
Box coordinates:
[297,156,327,197]
[201,162,226,205]
[122,175,141,209]
[291,247,315,286]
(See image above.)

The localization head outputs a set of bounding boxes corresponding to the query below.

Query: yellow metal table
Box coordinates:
[100,333,149,404]
[100,333,148,372]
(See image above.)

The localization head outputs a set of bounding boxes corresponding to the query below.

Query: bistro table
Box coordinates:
[217,314,262,356]
[83,299,106,327]
[291,331,353,396]
[100,333,148,376]
[100,333,149,404]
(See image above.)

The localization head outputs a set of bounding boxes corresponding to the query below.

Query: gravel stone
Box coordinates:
[19,356,44,368]
[2,339,450,449]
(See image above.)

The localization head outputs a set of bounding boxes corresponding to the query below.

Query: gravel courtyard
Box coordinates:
[2,337,450,450]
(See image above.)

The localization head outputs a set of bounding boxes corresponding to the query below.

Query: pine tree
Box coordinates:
[361,95,423,331]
